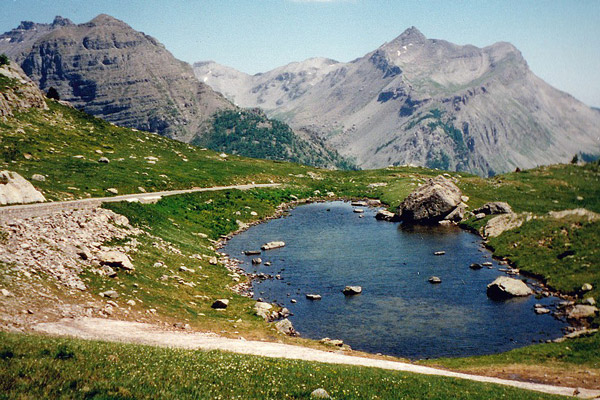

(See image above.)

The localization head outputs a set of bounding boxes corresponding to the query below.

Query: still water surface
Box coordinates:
[223,201,567,359]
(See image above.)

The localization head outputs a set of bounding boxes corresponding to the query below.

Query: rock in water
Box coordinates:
[98,251,135,271]
[487,276,533,299]
[261,241,285,250]
[306,294,322,300]
[375,210,396,221]
[397,176,462,223]
[342,286,362,295]
[0,171,46,205]
[428,276,442,284]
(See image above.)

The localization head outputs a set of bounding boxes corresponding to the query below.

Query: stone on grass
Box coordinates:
[310,388,331,399]
[275,318,297,336]
[473,202,513,215]
[98,157,110,163]
[100,290,119,299]
[211,299,229,309]
[106,188,119,195]
[31,174,45,182]
[0,170,46,205]
[98,251,134,271]
[581,283,593,292]
[567,305,598,320]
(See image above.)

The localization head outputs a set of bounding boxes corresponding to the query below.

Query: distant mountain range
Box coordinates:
[0,15,349,169]
[195,27,600,175]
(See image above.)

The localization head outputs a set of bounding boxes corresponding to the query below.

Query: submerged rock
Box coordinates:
[486,276,533,299]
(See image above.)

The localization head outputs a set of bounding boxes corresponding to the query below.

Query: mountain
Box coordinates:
[0,14,233,143]
[0,15,350,169]
[194,27,600,176]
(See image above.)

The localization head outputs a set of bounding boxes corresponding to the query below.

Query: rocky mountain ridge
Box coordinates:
[0,14,234,143]
[195,27,600,175]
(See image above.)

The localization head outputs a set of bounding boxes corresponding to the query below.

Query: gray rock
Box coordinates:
[254,301,273,320]
[0,170,46,205]
[397,176,462,223]
[434,251,445,256]
[261,241,285,250]
[534,307,551,315]
[375,210,396,221]
[106,188,119,195]
[581,283,593,292]
[275,318,297,336]
[567,305,598,320]
[483,213,525,238]
[444,202,467,222]
[473,202,513,215]
[98,157,110,163]
[251,257,262,265]
[428,276,442,284]
[486,277,533,299]
[583,297,596,306]
[310,388,331,399]
[31,174,45,182]
[469,263,482,270]
[342,286,362,295]
[101,265,117,278]
[98,251,134,271]
[244,250,261,255]
[306,294,322,300]
[353,208,364,213]
[211,299,229,309]
[100,290,119,298]
[1,288,12,297]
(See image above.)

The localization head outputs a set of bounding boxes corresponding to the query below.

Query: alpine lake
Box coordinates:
[223,201,568,359]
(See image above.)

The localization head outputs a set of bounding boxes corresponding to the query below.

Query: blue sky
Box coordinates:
[2,0,600,107]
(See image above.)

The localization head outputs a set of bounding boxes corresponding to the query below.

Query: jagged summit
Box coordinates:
[51,16,74,27]
[194,29,600,176]
[392,26,427,44]
[89,14,127,26]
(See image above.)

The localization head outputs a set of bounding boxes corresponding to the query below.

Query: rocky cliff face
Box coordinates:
[0,59,48,117]
[1,15,234,143]
[195,27,600,175]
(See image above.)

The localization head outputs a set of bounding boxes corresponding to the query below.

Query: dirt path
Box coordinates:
[0,183,281,220]
[33,318,600,399]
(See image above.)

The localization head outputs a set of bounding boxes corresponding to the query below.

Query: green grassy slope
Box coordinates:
[0,332,567,400]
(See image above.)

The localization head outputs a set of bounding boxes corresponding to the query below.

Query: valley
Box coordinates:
[0,10,599,400]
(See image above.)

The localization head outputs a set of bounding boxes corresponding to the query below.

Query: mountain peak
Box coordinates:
[395,26,427,44]
[89,14,127,26]
[51,16,74,27]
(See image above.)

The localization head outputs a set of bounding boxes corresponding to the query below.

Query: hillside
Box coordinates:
[0,15,353,170]
[0,55,599,396]
[195,27,600,176]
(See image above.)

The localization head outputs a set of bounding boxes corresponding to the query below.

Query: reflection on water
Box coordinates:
[223,201,567,359]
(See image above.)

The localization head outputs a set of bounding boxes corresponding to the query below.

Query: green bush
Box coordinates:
[0,54,9,66]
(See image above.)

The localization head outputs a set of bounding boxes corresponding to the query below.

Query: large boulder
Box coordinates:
[487,276,533,299]
[0,171,46,205]
[482,213,526,238]
[397,176,462,223]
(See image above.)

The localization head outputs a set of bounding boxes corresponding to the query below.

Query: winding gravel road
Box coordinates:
[33,318,600,399]
[0,183,280,220]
